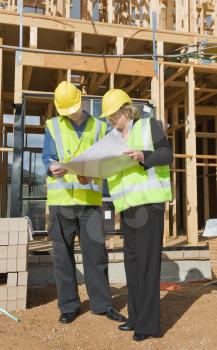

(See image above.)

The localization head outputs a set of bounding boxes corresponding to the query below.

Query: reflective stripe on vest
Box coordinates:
[52,117,65,161]
[47,181,100,192]
[110,178,171,201]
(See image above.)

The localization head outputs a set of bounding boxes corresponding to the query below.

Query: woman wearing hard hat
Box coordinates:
[42,82,126,324]
[100,89,173,342]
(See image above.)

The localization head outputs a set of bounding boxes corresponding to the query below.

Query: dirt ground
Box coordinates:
[1,282,217,350]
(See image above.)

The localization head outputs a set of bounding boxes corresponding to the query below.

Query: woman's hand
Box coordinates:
[124,150,144,163]
[49,162,68,177]
[77,175,93,185]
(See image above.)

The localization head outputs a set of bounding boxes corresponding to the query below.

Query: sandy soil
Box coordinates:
[1,283,217,350]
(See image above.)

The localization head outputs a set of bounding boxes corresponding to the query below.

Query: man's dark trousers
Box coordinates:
[48,205,113,314]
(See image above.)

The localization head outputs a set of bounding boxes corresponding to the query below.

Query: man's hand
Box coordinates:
[49,162,68,177]
[77,175,93,185]
[124,150,144,163]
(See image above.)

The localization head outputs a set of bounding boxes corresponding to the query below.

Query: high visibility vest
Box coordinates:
[46,115,107,206]
[107,117,172,213]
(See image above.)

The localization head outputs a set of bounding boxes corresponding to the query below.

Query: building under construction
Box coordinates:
[0,0,216,246]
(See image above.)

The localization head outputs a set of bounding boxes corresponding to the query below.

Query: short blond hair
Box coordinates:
[120,103,139,120]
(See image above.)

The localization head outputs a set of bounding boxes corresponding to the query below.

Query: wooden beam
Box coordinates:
[125,77,144,94]
[22,52,155,77]
[195,106,217,116]
[203,121,209,223]
[196,91,217,104]
[196,132,217,138]
[3,12,217,45]
[14,52,23,104]
[164,67,187,87]
[185,67,198,245]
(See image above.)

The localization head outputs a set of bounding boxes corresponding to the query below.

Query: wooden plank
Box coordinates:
[185,67,198,245]
[2,12,217,45]
[196,91,217,104]
[189,0,197,33]
[23,67,33,90]
[125,76,144,94]
[14,52,23,104]
[107,0,113,23]
[30,26,38,49]
[22,52,155,77]
[172,104,178,238]
[196,132,217,138]
[203,121,209,223]
[195,106,217,116]
[164,67,187,87]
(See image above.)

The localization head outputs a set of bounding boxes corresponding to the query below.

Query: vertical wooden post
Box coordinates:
[14,53,23,104]
[189,0,197,33]
[214,0,217,35]
[185,67,198,245]
[203,120,209,222]
[183,0,189,32]
[163,108,170,246]
[151,41,164,121]
[172,104,178,238]
[67,32,82,82]
[141,0,149,28]
[166,0,174,30]
[175,0,182,31]
[107,0,113,23]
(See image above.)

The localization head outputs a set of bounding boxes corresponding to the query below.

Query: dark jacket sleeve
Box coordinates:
[141,118,174,170]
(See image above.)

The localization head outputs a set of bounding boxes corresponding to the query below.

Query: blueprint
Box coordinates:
[59,129,137,178]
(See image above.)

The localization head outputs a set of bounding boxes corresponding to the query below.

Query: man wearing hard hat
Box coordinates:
[42,81,126,324]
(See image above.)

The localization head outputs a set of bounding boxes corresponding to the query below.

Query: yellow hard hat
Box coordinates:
[100,89,132,118]
[54,81,81,116]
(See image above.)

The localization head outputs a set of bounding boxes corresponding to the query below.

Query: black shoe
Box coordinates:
[59,311,80,324]
[118,323,134,331]
[133,333,150,342]
[105,307,127,322]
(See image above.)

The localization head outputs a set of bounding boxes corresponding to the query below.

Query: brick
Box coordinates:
[17,286,27,299]
[162,251,184,260]
[18,218,28,231]
[199,250,210,259]
[0,246,7,259]
[16,299,26,310]
[7,286,17,301]
[6,300,17,312]
[7,273,18,287]
[7,259,17,272]
[183,250,200,259]
[0,219,9,232]
[9,219,19,232]
[0,232,9,246]
[17,258,27,272]
[9,231,19,245]
[0,259,7,273]
[0,300,7,310]
[18,231,28,245]
[0,286,7,300]
[18,272,28,286]
[17,245,27,258]
[8,245,18,259]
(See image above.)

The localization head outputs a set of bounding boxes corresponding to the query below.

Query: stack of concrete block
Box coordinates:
[0,218,28,312]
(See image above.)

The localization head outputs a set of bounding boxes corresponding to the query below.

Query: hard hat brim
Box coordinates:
[54,90,81,116]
